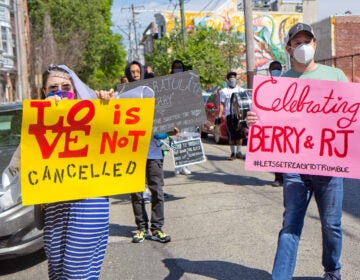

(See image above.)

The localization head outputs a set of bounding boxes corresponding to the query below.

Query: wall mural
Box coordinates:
[161,0,302,73]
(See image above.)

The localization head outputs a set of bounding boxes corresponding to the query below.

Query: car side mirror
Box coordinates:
[206,103,215,109]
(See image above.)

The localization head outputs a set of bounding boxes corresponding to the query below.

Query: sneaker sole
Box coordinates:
[132,238,145,243]
[150,236,171,243]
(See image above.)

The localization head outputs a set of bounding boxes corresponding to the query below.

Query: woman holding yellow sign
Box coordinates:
[41,65,112,280]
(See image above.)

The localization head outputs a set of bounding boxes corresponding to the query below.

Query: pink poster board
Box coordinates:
[245,75,360,179]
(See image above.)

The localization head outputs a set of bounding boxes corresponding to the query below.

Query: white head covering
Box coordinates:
[47,65,97,100]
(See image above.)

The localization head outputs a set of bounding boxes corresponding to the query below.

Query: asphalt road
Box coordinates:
[1,137,359,279]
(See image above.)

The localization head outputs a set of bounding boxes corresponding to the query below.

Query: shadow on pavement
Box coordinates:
[110,194,131,205]
[293,278,322,280]
[178,171,272,187]
[110,190,185,204]
[343,179,360,219]
[162,258,271,280]
[109,223,134,238]
[206,154,236,161]
[0,249,46,275]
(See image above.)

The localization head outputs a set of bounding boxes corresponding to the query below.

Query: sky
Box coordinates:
[111,0,360,48]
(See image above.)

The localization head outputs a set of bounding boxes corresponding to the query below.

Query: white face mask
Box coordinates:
[292,43,315,65]
[228,77,237,88]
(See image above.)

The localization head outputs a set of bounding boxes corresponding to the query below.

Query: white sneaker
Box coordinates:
[180,166,192,175]
[174,168,181,176]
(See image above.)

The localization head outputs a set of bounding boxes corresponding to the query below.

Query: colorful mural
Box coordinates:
[160,0,302,72]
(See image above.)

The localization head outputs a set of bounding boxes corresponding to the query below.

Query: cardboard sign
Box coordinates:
[245,75,360,179]
[116,71,206,134]
[20,98,155,205]
[171,134,206,167]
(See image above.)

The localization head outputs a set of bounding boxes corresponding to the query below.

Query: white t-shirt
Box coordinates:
[219,86,244,116]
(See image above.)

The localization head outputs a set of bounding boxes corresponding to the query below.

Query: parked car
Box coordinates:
[0,102,43,260]
[199,90,251,144]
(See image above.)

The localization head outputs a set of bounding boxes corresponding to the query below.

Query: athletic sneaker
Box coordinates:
[323,270,341,280]
[228,153,236,160]
[180,166,192,175]
[132,229,149,243]
[150,229,171,243]
[236,152,245,159]
[271,180,282,187]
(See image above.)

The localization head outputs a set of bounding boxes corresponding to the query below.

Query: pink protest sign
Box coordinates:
[245,75,360,179]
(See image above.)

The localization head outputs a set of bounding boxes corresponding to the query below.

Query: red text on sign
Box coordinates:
[28,100,94,159]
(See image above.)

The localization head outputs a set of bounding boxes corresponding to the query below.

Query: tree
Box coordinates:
[28,0,127,92]
[145,24,246,88]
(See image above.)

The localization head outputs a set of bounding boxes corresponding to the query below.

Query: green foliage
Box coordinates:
[28,0,126,90]
[145,24,246,88]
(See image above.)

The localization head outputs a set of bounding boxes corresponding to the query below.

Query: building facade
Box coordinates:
[0,0,30,103]
[313,15,360,82]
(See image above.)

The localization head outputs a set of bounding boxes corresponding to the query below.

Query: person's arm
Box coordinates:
[217,89,225,120]
[153,127,179,140]
[218,103,224,119]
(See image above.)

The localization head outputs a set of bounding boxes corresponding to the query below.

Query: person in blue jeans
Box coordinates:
[246,22,347,280]
[272,174,343,280]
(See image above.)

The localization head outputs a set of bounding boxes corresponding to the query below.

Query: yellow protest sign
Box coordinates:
[20,98,155,205]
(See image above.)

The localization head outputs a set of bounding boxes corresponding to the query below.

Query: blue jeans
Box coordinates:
[272,174,343,280]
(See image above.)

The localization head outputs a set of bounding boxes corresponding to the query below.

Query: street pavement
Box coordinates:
[1,137,359,279]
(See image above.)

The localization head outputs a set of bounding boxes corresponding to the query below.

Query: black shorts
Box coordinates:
[226,115,247,142]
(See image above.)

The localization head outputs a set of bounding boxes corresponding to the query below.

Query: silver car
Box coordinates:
[0,102,43,260]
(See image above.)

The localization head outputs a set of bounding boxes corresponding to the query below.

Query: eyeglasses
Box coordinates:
[47,83,72,92]
[46,90,74,99]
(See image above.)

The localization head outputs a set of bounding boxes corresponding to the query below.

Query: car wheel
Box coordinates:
[214,125,223,144]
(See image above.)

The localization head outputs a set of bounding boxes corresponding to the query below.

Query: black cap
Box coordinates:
[286,23,315,45]
[226,70,237,80]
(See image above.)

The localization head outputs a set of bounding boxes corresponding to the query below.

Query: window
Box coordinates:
[1,26,8,53]
[0,7,6,21]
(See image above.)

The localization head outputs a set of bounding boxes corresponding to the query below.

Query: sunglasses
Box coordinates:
[46,90,74,100]
[47,83,72,92]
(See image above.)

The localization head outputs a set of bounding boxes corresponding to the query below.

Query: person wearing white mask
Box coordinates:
[218,70,246,160]
[246,22,347,280]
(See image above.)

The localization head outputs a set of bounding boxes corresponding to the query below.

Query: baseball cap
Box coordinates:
[286,23,315,45]
[226,69,237,80]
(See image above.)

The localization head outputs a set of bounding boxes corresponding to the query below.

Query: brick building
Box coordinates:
[313,15,360,82]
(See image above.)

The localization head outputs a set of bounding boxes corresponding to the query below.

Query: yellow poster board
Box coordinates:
[20,98,154,205]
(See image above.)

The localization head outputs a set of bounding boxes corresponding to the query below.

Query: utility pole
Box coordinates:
[179,0,186,48]
[14,0,30,100]
[121,4,144,61]
[243,0,255,90]
[131,4,139,60]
